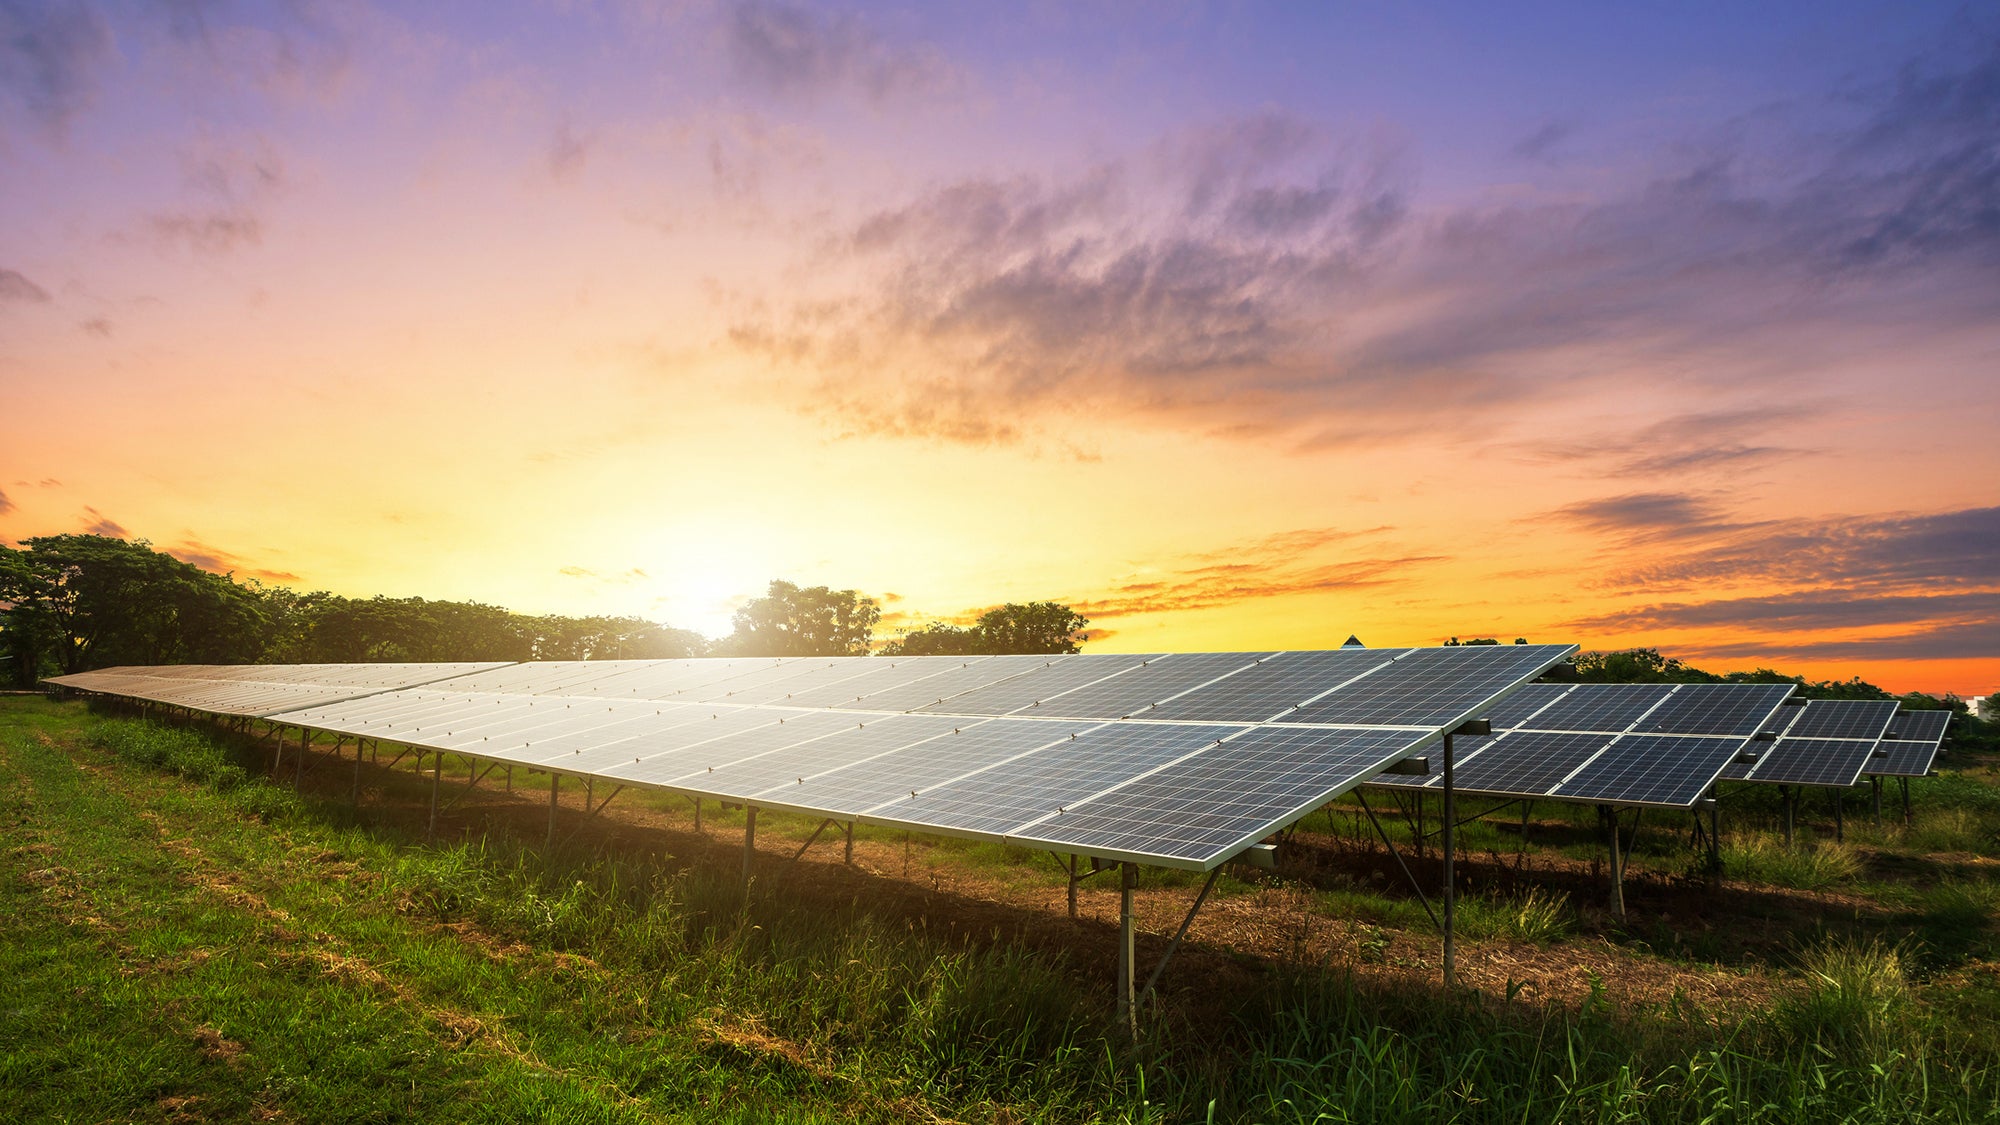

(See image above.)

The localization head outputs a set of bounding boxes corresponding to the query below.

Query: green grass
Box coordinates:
[1722,834,1865,891]
[12,697,2000,1122]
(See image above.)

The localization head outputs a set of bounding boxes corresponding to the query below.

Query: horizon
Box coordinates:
[3,2,1996,696]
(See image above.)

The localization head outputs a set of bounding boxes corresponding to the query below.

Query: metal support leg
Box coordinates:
[742,805,758,892]
[844,822,854,865]
[1141,868,1221,1001]
[271,726,284,774]
[351,740,362,810]
[428,751,441,838]
[1901,778,1911,826]
[1605,806,1626,920]
[294,728,306,788]
[1117,862,1137,1036]
[547,774,560,847]
[1352,791,1440,930]
[1442,731,1457,988]
[693,796,702,833]
[1871,777,1882,824]
[1834,788,1844,843]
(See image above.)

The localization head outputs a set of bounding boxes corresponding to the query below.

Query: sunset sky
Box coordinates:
[1,1,1996,694]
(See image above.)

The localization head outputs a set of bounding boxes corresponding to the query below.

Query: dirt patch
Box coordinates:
[190,1025,247,1068]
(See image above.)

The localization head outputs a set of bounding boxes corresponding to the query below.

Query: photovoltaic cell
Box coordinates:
[1864,710,1952,779]
[664,715,969,798]
[1141,650,1396,723]
[1745,738,1877,787]
[1780,699,1898,741]
[1886,709,1953,744]
[760,659,970,708]
[771,718,1103,816]
[1004,652,1271,719]
[1477,683,1573,728]
[834,656,1054,712]
[1630,684,1794,736]
[1554,735,1745,806]
[602,709,884,786]
[890,723,1248,835]
[912,654,1157,716]
[1012,726,1425,863]
[1279,645,1574,727]
[1516,684,1674,732]
[1431,731,1616,797]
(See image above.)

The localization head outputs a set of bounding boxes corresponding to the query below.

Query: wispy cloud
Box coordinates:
[0,0,112,135]
[731,38,2000,451]
[1067,525,1436,620]
[166,540,299,583]
[0,488,15,516]
[0,268,52,304]
[80,506,126,537]
[1599,505,2000,593]
[725,1,957,105]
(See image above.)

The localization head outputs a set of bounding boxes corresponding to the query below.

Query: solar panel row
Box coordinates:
[49,645,1575,870]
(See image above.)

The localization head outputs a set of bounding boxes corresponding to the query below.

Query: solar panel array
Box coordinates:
[1723,699,1897,788]
[47,644,1575,870]
[43,663,516,717]
[1372,682,1796,809]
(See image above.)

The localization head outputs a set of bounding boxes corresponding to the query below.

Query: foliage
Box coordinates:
[0,534,269,680]
[717,579,880,657]
[881,601,1090,656]
[1559,648,1724,684]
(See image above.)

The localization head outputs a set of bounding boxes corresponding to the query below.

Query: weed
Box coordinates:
[1722,833,1862,890]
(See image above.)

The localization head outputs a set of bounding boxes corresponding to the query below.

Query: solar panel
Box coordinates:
[1780,699,1898,741]
[1432,731,1616,798]
[833,656,1054,712]
[911,654,1157,716]
[1514,683,1674,732]
[756,658,968,708]
[996,652,1270,719]
[1477,683,1573,728]
[1866,709,1953,778]
[1744,737,1877,787]
[657,714,969,797]
[1629,684,1794,735]
[889,722,1248,835]
[1279,645,1576,727]
[1010,726,1425,864]
[1554,735,1746,806]
[603,710,883,785]
[1140,650,1395,723]
[767,718,1104,817]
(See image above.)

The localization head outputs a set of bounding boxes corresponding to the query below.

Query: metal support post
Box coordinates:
[1871,777,1882,824]
[271,726,284,774]
[1141,867,1222,1002]
[1901,777,1911,826]
[428,751,441,838]
[1834,788,1844,843]
[844,822,855,865]
[742,805,759,892]
[1709,794,1722,876]
[1442,730,1457,987]
[1117,862,1137,1037]
[547,773,560,847]
[1605,806,1626,919]
[294,728,307,788]
[1783,786,1795,848]
[351,738,363,809]
[1352,791,1440,929]
[693,796,703,833]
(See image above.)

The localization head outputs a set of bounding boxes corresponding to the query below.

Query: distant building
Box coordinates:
[1341,635,1365,648]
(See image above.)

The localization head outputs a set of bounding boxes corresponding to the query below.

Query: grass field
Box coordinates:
[7,695,2000,1122]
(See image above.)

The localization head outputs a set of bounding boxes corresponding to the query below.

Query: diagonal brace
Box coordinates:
[1141,867,1222,1001]
[1353,790,1441,931]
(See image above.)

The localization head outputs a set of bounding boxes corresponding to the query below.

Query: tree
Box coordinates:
[0,534,268,677]
[719,580,879,657]
[970,602,1089,654]
[1564,648,1721,684]
[878,601,1090,656]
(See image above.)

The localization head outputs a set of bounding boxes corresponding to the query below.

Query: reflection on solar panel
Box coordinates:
[1143,650,1393,723]
[1280,645,1577,727]
[1004,652,1269,719]
[43,663,514,717]
[1517,684,1673,732]
[1439,732,1613,798]
[1780,699,1897,741]
[911,654,1156,716]
[1011,726,1426,863]
[1555,735,1747,806]
[1744,738,1877,787]
[1631,684,1796,735]
[1867,709,1953,778]
[48,642,1576,870]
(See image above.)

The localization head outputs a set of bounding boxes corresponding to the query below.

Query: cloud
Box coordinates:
[80,506,126,537]
[731,37,2000,450]
[549,121,590,179]
[1679,621,2000,663]
[1568,589,2000,634]
[725,1,956,104]
[165,540,299,583]
[0,268,51,304]
[0,488,14,516]
[1542,491,1755,542]
[80,316,110,337]
[1522,407,1817,479]
[147,211,263,254]
[1510,120,1574,162]
[1602,505,2000,592]
[0,0,111,133]
[558,566,650,585]
[1064,525,1437,620]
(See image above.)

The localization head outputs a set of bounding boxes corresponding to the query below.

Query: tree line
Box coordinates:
[0,535,1088,686]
